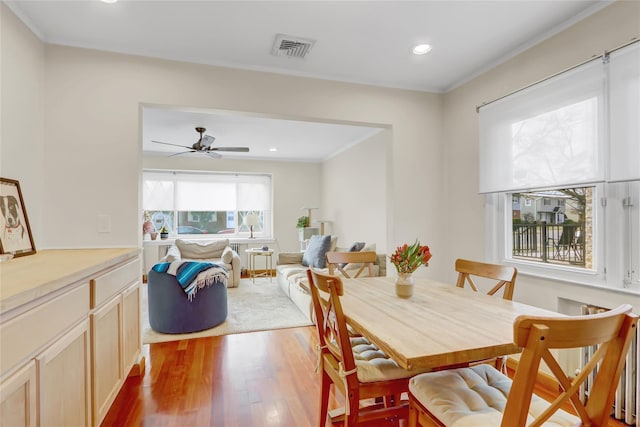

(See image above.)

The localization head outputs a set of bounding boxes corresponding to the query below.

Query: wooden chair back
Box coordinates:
[306,267,356,378]
[503,304,638,427]
[455,258,517,300]
[326,251,377,278]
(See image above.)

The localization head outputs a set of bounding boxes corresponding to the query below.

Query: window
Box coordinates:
[142,170,272,238]
[481,41,640,292]
[511,187,592,269]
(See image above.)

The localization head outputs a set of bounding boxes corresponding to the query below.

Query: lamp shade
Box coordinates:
[244,213,260,227]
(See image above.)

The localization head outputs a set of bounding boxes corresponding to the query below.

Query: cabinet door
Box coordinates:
[0,360,36,427]
[37,320,91,427]
[122,281,141,372]
[91,295,123,427]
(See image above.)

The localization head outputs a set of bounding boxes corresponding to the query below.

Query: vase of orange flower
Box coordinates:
[390,240,432,298]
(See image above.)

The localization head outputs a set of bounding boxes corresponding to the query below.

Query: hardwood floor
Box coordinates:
[103,326,630,427]
[102,326,344,426]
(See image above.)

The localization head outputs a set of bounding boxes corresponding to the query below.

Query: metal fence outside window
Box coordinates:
[512,222,585,266]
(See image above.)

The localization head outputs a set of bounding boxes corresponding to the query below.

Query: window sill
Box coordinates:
[510,260,640,296]
[142,237,275,247]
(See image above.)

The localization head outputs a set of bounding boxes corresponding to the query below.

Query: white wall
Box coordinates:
[3,15,446,275]
[5,1,638,310]
[0,3,46,247]
[142,154,322,253]
[441,0,640,311]
[322,129,390,252]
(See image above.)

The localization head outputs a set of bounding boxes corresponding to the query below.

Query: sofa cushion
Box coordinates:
[165,245,182,262]
[221,246,234,263]
[176,239,229,259]
[302,235,332,268]
[330,235,339,252]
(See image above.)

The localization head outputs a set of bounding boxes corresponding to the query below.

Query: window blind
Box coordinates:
[479,59,605,193]
[142,172,174,210]
[142,170,271,212]
[609,42,640,183]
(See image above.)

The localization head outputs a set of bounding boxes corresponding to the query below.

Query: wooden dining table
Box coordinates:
[339,276,561,371]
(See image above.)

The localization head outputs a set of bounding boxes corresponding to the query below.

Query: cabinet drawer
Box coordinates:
[0,283,90,375]
[91,259,140,308]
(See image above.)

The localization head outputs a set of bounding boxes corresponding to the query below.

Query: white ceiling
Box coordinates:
[6,0,608,161]
[142,107,384,162]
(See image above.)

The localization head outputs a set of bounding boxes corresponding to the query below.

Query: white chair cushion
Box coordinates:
[409,364,580,427]
[348,336,429,383]
[176,239,229,258]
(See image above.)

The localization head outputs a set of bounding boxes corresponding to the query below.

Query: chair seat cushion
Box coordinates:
[409,364,580,427]
[176,239,229,258]
[349,337,430,383]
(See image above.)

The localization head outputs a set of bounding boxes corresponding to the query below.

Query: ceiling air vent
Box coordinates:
[272,34,315,59]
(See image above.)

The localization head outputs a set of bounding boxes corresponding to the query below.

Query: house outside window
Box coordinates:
[142,170,272,238]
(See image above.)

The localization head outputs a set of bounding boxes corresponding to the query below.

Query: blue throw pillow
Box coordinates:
[302,235,332,268]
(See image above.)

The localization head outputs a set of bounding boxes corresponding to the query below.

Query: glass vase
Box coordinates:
[395,273,414,298]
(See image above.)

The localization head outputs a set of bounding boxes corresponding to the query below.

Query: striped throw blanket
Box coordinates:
[152,261,228,301]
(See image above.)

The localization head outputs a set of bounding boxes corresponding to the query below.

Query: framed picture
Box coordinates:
[0,178,36,257]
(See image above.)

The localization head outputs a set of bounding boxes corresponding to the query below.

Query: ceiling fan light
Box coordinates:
[413,44,432,55]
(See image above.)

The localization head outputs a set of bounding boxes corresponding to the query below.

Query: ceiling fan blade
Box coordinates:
[168,150,196,157]
[204,151,222,159]
[210,147,250,152]
[152,140,193,150]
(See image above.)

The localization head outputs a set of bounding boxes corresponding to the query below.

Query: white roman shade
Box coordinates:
[175,181,236,211]
[142,170,272,213]
[142,172,174,210]
[479,59,605,193]
[237,175,270,211]
[609,42,640,183]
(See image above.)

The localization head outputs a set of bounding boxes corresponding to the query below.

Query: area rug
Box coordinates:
[141,277,313,344]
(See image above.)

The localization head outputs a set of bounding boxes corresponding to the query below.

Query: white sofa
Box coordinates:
[276,243,386,321]
[160,238,242,288]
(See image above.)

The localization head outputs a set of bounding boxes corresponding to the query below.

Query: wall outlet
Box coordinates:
[97,214,111,233]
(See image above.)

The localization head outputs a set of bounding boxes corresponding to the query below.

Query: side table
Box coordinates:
[245,248,274,283]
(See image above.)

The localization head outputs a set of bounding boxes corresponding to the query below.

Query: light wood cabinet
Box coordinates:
[0,249,141,427]
[37,320,91,427]
[0,360,36,427]
[122,282,142,370]
[91,296,123,426]
[90,259,141,427]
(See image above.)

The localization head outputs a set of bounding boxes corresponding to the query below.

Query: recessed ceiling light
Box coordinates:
[413,44,432,55]
[269,148,278,152]
[100,0,118,3]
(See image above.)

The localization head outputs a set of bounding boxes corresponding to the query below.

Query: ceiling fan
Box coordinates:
[152,127,250,158]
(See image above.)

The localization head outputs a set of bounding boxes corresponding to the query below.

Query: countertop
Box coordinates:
[0,248,140,314]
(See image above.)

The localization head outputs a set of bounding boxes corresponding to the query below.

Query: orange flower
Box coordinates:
[389,240,432,274]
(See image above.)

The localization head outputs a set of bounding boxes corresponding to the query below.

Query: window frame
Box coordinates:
[486,182,640,292]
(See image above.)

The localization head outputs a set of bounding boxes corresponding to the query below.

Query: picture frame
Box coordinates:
[0,178,36,257]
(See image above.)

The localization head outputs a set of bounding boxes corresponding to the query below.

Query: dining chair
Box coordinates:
[307,267,430,427]
[455,258,517,300]
[407,304,638,427]
[326,251,377,278]
[455,258,518,370]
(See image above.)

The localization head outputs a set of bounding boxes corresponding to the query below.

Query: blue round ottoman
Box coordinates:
[147,269,228,334]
